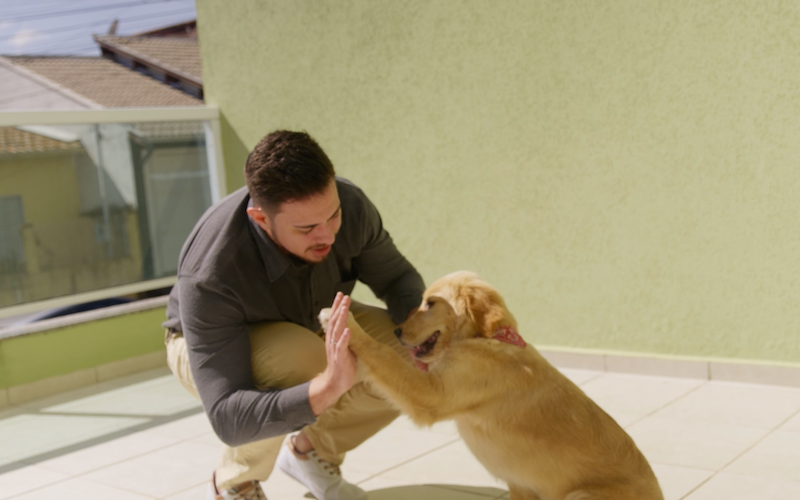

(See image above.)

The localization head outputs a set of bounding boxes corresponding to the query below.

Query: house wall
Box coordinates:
[195,0,800,365]
[0,151,142,306]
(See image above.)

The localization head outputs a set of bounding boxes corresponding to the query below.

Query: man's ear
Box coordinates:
[246,206,272,233]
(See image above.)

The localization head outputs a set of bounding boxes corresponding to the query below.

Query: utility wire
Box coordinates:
[1,0,189,23]
[0,7,194,42]
[0,7,195,42]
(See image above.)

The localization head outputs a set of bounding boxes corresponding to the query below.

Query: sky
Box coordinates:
[0,0,197,57]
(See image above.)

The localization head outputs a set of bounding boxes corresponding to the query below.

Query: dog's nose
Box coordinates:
[394,327,403,338]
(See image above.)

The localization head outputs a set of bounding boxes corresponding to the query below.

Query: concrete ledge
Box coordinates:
[1,350,167,408]
[538,346,800,388]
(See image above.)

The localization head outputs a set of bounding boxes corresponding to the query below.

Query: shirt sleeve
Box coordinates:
[178,275,317,447]
[351,191,425,324]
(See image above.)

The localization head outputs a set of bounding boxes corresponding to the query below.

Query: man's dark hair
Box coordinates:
[244,130,336,215]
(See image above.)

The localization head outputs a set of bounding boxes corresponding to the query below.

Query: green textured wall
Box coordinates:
[0,308,166,388]
[196,1,800,364]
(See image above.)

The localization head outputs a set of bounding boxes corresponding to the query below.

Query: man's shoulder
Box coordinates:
[336,177,373,212]
[179,187,255,276]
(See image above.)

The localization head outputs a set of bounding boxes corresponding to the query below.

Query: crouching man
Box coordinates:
[163,130,423,499]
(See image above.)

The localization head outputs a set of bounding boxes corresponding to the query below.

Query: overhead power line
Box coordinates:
[0,7,196,43]
[1,0,189,23]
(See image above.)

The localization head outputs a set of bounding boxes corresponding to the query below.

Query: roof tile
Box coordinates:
[6,56,202,108]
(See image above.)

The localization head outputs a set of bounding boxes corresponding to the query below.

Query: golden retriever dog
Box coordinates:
[320,271,663,500]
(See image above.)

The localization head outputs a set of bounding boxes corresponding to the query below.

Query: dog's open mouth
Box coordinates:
[410,330,440,359]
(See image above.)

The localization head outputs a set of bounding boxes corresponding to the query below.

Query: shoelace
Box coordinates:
[309,450,342,476]
[290,435,342,477]
[226,481,266,500]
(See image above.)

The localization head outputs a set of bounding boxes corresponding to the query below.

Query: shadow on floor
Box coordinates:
[306,484,507,499]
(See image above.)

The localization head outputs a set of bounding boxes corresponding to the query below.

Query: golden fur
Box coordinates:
[320,271,663,500]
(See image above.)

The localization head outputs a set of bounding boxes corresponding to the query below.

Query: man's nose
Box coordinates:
[314,223,335,244]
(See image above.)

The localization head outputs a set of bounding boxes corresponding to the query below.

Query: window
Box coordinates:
[0,107,224,313]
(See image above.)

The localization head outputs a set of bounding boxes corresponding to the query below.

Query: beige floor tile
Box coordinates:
[10,477,153,500]
[557,368,603,385]
[82,440,219,498]
[0,464,69,500]
[778,410,800,432]
[650,463,714,500]
[41,374,200,417]
[684,472,800,500]
[164,482,208,500]
[189,430,225,447]
[651,380,800,429]
[580,373,705,425]
[31,431,179,476]
[376,440,505,491]
[262,467,326,499]
[723,430,800,483]
[144,410,212,440]
[626,417,767,470]
[0,413,149,464]
[341,420,459,476]
[10,368,170,412]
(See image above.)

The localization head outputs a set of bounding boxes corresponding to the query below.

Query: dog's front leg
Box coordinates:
[320,308,446,425]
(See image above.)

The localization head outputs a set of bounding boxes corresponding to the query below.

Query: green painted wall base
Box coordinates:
[0,306,167,390]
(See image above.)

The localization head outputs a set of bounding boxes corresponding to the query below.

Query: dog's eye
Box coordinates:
[426,300,435,308]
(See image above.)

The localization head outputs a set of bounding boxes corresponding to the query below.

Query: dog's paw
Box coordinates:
[318,308,332,333]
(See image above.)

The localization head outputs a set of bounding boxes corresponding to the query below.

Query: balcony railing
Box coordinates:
[0,107,224,320]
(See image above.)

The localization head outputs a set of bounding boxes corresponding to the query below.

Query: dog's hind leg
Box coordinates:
[508,484,541,500]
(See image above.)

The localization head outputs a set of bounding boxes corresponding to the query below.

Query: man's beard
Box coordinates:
[270,226,330,265]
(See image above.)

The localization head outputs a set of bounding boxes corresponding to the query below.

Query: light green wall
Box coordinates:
[196,1,800,364]
[0,307,166,388]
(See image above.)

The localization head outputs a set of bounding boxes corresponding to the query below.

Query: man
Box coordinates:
[163,130,424,500]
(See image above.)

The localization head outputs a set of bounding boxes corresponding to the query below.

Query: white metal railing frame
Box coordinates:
[0,106,225,321]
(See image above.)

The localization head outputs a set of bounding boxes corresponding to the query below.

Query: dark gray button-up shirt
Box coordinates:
[164,178,424,446]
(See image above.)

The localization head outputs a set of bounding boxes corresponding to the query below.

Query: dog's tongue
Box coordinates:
[408,348,429,372]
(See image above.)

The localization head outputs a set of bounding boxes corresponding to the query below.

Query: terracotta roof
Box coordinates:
[94,35,202,84]
[5,56,202,108]
[0,127,83,154]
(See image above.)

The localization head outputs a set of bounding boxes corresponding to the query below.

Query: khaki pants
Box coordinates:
[165,301,408,490]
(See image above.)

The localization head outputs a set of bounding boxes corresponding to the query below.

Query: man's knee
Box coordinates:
[248,322,327,390]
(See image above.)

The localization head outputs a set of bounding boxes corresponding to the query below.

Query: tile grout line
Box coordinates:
[622,378,711,430]
[1,408,205,500]
[678,403,800,499]
[353,435,463,484]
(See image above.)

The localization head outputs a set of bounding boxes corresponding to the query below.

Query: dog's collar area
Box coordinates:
[493,326,526,347]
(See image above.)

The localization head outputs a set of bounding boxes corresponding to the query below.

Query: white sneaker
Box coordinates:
[207,473,267,500]
[276,436,367,500]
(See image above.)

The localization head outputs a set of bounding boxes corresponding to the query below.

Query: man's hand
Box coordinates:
[308,293,358,415]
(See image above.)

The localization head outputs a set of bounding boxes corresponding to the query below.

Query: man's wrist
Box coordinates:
[307,374,345,416]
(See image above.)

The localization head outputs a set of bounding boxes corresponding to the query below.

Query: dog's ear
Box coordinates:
[463,285,508,337]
